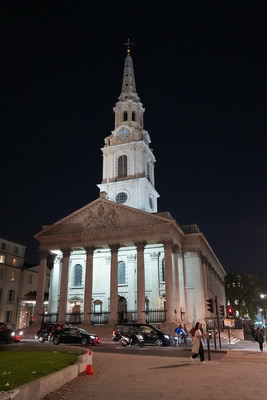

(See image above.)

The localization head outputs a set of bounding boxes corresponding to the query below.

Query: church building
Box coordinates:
[34,44,226,331]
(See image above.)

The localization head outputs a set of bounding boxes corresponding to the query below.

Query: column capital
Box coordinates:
[162,240,173,249]
[109,244,119,253]
[172,244,180,253]
[61,249,71,258]
[38,249,49,259]
[134,242,146,250]
[84,246,94,256]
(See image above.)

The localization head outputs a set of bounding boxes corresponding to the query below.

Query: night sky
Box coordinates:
[1,2,266,282]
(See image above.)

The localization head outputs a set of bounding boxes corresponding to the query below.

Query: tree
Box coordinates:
[225,272,267,321]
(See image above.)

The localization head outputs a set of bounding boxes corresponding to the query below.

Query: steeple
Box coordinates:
[119,53,139,102]
[97,42,160,213]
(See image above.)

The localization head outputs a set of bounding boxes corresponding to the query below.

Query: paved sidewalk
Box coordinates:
[44,351,267,400]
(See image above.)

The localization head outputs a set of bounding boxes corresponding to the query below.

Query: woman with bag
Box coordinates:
[190,322,206,364]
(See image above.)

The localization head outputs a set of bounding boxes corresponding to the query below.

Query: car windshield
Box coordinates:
[77,328,91,335]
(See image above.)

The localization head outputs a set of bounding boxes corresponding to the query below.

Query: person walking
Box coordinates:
[190,322,206,364]
[255,326,264,351]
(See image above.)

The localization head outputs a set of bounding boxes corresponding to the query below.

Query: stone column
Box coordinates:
[164,241,175,323]
[58,249,71,324]
[136,242,145,323]
[84,247,94,324]
[35,250,48,325]
[173,245,181,322]
[109,245,119,324]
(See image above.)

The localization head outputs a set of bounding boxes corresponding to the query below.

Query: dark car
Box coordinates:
[112,323,173,346]
[0,322,23,343]
[35,323,65,343]
[52,327,101,346]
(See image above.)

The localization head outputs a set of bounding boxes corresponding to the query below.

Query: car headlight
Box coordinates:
[11,332,15,336]
[90,335,96,339]
[19,331,23,336]
[164,334,170,339]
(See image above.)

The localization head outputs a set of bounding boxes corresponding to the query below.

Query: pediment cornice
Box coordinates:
[34,198,177,239]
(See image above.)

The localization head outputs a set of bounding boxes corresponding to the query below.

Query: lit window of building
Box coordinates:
[0,255,5,264]
[11,271,16,281]
[12,258,17,266]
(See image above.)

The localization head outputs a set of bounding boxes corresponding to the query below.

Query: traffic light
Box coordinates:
[207,298,214,313]
[219,305,225,317]
[227,306,233,317]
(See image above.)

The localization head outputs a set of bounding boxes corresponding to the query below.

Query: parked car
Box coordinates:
[52,327,101,346]
[112,323,173,346]
[35,323,65,343]
[0,322,23,343]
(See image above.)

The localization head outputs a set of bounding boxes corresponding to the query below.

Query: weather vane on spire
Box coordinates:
[123,38,134,55]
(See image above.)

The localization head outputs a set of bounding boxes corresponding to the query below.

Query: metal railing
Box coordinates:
[65,313,83,324]
[41,313,58,324]
[145,309,166,324]
[117,309,166,324]
[90,312,110,325]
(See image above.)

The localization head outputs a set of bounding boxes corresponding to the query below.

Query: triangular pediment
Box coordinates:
[35,198,173,238]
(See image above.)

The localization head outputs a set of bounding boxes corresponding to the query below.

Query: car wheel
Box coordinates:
[138,341,144,347]
[155,339,163,347]
[53,337,60,345]
[81,337,88,346]
[38,336,45,343]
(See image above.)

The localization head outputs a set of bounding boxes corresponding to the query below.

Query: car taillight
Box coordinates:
[112,330,115,336]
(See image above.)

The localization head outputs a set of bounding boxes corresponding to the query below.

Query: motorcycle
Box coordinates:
[119,332,145,347]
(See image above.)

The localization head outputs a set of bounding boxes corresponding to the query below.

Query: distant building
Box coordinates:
[0,237,50,328]
[34,45,226,330]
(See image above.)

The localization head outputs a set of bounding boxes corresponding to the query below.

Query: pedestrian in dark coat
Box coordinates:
[255,327,264,351]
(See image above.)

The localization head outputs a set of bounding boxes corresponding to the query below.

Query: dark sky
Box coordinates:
[1,2,266,282]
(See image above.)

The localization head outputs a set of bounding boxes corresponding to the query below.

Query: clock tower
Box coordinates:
[97,42,159,212]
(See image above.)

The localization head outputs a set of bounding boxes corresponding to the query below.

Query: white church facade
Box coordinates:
[34,44,226,331]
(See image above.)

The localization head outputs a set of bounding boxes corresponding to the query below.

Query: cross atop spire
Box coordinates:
[123,38,134,55]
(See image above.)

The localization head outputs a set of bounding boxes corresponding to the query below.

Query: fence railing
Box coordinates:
[65,313,83,324]
[40,308,166,325]
[145,309,166,324]
[90,312,110,325]
[41,313,59,324]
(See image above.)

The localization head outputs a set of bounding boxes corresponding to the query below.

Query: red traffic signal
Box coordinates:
[227,306,233,317]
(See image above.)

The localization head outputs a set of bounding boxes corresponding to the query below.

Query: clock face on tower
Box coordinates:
[117,127,130,141]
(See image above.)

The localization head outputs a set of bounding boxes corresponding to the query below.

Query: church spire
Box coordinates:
[119,39,139,102]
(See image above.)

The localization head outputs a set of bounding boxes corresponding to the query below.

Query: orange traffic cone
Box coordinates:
[85,349,94,375]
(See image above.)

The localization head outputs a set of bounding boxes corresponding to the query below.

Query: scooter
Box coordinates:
[119,332,145,347]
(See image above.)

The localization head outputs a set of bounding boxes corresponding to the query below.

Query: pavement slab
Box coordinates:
[42,351,267,400]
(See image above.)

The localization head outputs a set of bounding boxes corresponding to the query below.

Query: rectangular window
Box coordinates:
[1,243,6,251]
[14,247,18,254]
[7,290,15,303]
[0,255,5,264]
[12,258,17,266]
[0,269,3,279]
[5,311,12,323]
[11,271,16,281]
[29,274,32,284]
[0,287,2,300]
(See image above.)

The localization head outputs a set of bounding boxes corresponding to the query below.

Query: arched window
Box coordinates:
[123,111,127,121]
[161,259,165,282]
[94,300,102,313]
[118,261,126,284]
[132,111,136,121]
[74,264,82,286]
[118,155,127,178]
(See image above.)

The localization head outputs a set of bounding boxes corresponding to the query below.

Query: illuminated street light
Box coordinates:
[260,294,265,299]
